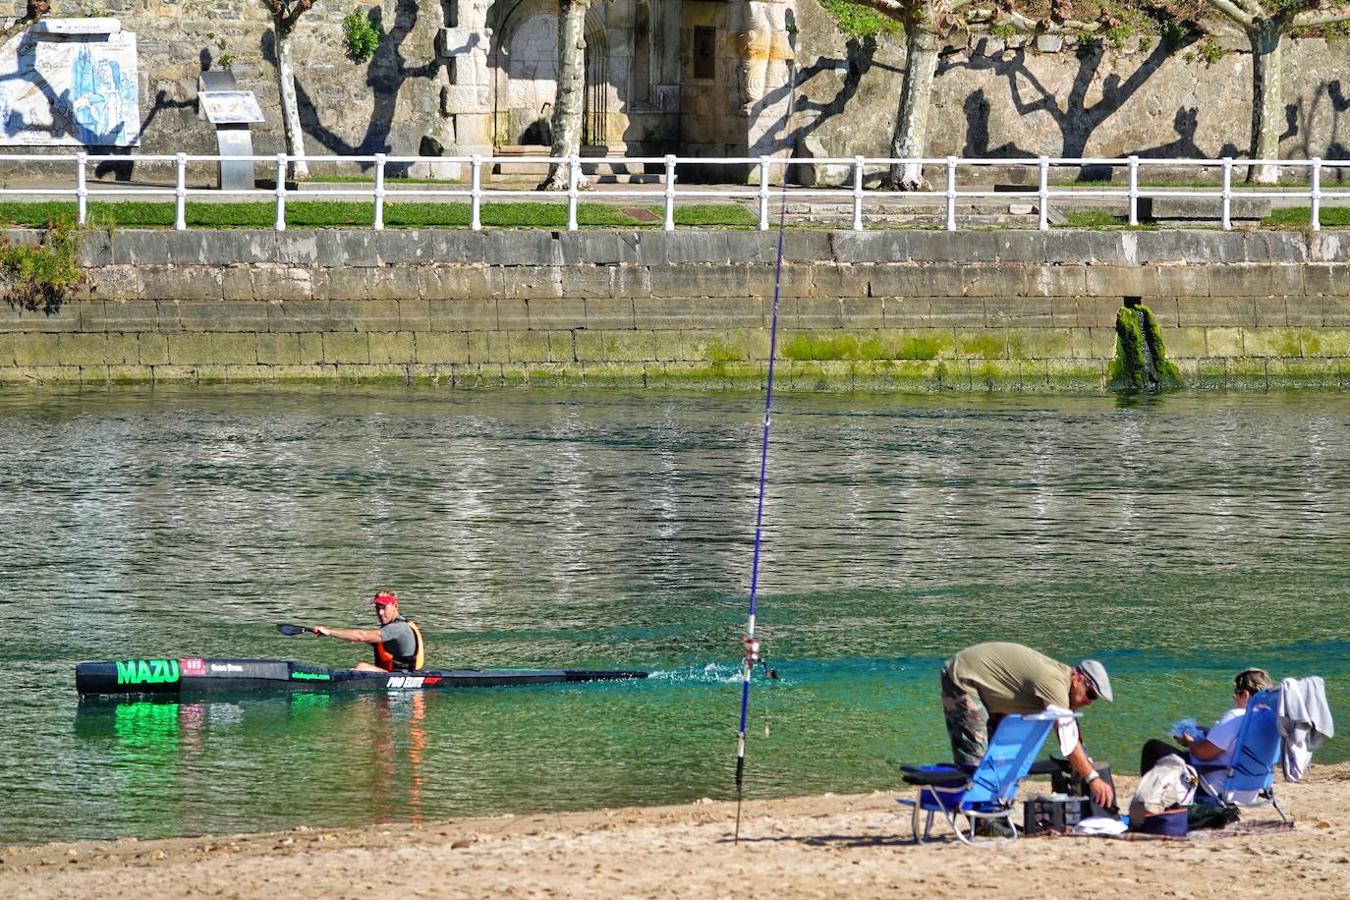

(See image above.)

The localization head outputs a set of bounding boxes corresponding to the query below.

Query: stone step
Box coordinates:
[489,145,649,181]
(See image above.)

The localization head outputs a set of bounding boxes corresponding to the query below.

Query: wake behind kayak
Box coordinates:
[76,657,648,699]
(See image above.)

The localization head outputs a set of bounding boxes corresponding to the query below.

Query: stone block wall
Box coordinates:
[792,3,1350,178]
[0,229,1346,390]
[3,1,1348,186]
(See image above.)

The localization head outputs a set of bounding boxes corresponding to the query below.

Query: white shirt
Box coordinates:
[1193,707,1257,802]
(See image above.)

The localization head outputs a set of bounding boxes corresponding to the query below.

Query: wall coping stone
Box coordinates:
[9,227,1349,270]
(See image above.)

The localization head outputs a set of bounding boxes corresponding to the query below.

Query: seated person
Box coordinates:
[312,591,425,672]
[1139,667,1275,800]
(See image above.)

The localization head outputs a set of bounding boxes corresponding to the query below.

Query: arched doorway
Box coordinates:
[487,0,610,150]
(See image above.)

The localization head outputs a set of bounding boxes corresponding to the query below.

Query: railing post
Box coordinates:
[945,156,957,232]
[373,153,386,231]
[1127,155,1139,227]
[757,156,770,231]
[1310,157,1322,232]
[174,152,187,231]
[1037,156,1050,231]
[470,155,482,232]
[566,154,580,232]
[274,154,287,232]
[1221,157,1233,232]
[663,154,676,232]
[853,155,864,232]
[75,151,87,226]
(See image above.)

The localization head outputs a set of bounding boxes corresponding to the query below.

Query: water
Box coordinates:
[1,386,1345,844]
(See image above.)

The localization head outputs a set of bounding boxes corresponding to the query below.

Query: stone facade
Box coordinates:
[790,4,1350,181]
[0,0,798,179]
[1,229,1346,390]
[1,1,1341,185]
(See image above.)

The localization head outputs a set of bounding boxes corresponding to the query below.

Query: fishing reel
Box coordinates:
[741,637,778,680]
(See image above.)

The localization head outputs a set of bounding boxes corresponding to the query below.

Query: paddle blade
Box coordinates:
[276,623,312,636]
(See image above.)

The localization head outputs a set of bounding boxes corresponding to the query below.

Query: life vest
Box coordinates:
[373,619,425,672]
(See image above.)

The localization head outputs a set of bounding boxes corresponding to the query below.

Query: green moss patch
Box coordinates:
[818,0,903,39]
[0,216,80,312]
[1108,302,1183,392]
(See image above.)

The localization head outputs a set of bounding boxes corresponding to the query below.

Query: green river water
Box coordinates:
[0,387,1345,844]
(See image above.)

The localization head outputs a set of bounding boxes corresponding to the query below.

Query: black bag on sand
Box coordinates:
[1046,759,1119,818]
[1188,803,1240,830]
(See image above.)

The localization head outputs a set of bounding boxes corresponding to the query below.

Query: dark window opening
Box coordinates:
[633,0,651,104]
[693,26,715,81]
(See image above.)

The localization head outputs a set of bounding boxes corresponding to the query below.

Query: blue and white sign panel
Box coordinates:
[0,26,140,146]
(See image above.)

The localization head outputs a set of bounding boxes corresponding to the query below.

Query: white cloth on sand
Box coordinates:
[1074,816,1128,836]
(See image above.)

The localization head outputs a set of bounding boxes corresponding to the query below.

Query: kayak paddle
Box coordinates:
[276,623,317,636]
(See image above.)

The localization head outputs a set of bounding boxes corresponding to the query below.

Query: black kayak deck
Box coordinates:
[76,657,648,698]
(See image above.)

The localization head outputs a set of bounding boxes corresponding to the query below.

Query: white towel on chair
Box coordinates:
[1278,676,1334,782]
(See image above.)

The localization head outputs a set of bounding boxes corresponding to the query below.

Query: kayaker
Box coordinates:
[941,641,1115,810]
[312,591,425,672]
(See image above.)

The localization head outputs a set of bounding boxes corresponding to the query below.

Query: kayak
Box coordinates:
[75,657,648,698]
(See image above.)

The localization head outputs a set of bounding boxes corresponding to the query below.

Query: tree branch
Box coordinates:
[1293,6,1350,27]
[0,0,50,44]
[1202,0,1258,27]
[996,10,1102,34]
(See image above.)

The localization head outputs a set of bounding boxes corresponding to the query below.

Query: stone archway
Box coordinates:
[487,0,610,150]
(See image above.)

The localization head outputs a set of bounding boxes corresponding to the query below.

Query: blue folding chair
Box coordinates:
[899,711,1069,844]
[1194,689,1289,822]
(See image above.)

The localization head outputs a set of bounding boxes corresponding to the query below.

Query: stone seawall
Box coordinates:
[1,229,1347,390]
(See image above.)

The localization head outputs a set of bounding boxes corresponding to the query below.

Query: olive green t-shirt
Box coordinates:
[948,641,1072,714]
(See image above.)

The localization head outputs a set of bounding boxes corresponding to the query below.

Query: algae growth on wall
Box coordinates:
[1109,300,1183,393]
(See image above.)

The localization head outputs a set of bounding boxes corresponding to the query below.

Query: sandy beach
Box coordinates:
[4,763,1348,898]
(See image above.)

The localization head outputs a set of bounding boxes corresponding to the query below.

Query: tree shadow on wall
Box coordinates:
[93,90,198,182]
[269,0,445,175]
[0,34,194,182]
[780,36,906,185]
[1332,81,1350,182]
[789,35,887,128]
[947,37,1198,181]
[1286,79,1349,182]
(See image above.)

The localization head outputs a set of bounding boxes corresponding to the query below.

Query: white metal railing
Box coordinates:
[0,152,1346,233]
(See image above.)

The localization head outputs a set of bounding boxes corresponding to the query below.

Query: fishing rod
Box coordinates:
[733,62,795,846]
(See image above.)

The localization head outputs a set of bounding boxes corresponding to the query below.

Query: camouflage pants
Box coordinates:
[940,661,1000,769]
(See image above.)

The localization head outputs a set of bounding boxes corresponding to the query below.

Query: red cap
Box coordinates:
[372,591,398,607]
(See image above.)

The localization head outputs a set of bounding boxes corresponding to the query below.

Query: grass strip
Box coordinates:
[1262,206,1350,227]
[0,200,758,229]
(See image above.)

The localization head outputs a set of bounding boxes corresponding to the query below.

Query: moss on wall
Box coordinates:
[1,218,80,313]
[1108,302,1183,393]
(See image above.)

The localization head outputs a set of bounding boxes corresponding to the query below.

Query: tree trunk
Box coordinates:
[275,26,310,182]
[1246,21,1284,185]
[887,25,939,191]
[539,0,588,191]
